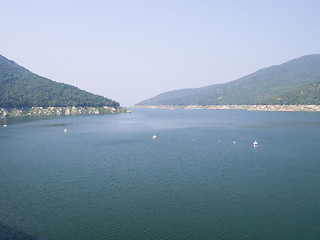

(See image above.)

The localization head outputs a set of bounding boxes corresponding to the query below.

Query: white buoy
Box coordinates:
[233,141,236,144]
[64,129,67,133]
[253,140,258,146]
[152,134,157,139]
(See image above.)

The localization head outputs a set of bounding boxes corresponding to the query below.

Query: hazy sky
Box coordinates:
[1,0,320,106]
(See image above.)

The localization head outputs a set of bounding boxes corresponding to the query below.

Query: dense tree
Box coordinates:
[263,81,320,105]
[0,54,120,108]
[137,54,320,106]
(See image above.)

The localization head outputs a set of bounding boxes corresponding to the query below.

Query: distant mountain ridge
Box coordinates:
[0,54,120,108]
[136,54,320,106]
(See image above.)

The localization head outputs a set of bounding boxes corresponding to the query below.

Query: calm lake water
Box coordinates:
[1,108,320,239]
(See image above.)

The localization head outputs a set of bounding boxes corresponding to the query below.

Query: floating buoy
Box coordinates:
[233,141,236,144]
[152,135,157,139]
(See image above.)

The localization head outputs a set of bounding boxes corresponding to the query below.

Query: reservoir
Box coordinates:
[1,108,320,239]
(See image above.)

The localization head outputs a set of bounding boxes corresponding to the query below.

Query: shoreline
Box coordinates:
[135,105,320,112]
[0,106,129,118]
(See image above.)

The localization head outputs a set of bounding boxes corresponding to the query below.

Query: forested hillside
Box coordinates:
[0,54,120,108]
[264,81,320,105]
[137,54,320,106]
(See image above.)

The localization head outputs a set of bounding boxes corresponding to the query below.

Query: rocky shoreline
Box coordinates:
[0,106,129,118]
[135,105,320,112]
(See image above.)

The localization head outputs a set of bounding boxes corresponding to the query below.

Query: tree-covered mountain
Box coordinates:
[263,81,320,105]
[136,54,320,106]
[0,54,120,108]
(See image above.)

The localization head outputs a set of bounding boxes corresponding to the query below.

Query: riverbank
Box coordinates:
[0,106,129,118]
[135,105,320,112]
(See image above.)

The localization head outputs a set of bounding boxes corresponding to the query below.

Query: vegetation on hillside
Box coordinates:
[264,81,320,105]
[137,54,320,106]
[0,55,120,108]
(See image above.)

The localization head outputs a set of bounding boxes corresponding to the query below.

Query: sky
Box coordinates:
[1,0,320,106]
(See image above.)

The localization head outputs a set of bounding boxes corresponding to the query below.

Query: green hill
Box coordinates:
[0,54,120,108]
[264,81,320,105]
[136,54,320,106]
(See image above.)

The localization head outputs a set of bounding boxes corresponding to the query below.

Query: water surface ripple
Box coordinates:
[1,109,320,239]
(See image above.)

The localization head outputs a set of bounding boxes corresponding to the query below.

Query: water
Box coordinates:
[1,109,320,239]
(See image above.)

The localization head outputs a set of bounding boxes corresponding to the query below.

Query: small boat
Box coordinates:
[152,135,157,139]
[253,140,258,146]
[64,129,67,133]
[3,124,7,127]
